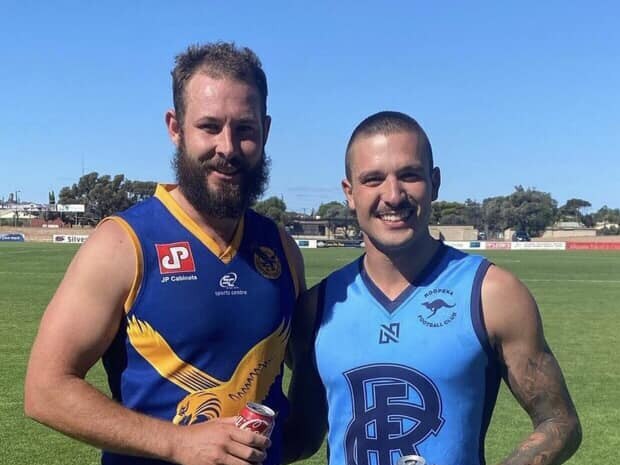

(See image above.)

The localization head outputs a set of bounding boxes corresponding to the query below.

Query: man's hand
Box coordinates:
[170,417,271,465]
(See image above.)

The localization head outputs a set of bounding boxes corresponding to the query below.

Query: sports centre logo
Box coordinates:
[215,272,248,296]
[219,272,238,289]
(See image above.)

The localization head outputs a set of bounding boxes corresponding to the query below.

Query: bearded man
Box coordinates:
[25,42,305,465]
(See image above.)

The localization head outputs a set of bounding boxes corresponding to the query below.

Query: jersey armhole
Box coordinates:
[471,259,494,359]
[278,226,301,298]
[470,259,502,459]
[311,279,328,371]
[99,216,143,314]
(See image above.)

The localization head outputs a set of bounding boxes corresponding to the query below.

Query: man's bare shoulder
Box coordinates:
[481,264,542,344]
[46,218,137,320]
[84,218,135,257]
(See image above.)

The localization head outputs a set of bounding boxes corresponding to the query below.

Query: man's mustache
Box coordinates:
[199,157,249,173]
[376,202,415,215]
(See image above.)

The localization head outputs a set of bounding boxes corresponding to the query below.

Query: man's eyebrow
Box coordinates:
[194,115,259,124]
[236,116,260,124]
[194,116,221,124]
[397,164,426,174]
[357,169,384,179]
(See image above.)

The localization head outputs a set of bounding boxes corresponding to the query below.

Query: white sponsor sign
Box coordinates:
[511,241,566,250]
[444,241,486,250]
[56,204,86,213]
[53,234,89,244]
[295,239,318,248]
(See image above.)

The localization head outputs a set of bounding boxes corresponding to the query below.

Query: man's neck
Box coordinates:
[169,187,241,252]
[363,233,440,300]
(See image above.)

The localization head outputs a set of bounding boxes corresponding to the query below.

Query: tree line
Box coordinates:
[57,173,156,225]
[56,173,620,236]
[430,187,620,236]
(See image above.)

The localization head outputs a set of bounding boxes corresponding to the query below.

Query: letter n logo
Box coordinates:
[379,323,400,344]
[156,242,196,274]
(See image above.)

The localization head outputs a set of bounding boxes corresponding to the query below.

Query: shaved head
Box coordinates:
[345,111,433,181]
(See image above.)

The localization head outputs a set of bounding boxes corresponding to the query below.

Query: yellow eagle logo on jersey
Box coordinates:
[254,246,281,279]
[126,316,290,425]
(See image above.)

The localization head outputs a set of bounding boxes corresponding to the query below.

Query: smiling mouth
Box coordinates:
[204,164,243,178]
[376,209,414,223]
[213,168,239,176]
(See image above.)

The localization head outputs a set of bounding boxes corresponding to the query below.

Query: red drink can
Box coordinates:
[234,402,276,437]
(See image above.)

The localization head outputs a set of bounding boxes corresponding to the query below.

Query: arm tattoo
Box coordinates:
[501,346,581,465]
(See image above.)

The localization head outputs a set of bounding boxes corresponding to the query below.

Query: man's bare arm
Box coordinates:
[502,343,582,465]
[24,220,269,465]
[483,266,582,465]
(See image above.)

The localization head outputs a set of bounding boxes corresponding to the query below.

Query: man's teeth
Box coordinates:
[379,211,411,222]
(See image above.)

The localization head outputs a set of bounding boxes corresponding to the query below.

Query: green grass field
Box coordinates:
[1,243,619,464]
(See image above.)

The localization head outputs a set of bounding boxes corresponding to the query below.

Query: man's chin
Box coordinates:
[369,230,423,254]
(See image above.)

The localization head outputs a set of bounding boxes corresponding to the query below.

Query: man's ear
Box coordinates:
[263,115,271,146]
[431,167,441,201]
[165,109,181,147]
[342,178,355,211]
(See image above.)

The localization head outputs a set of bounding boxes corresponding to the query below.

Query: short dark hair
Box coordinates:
[345,111,433,180]
[171,42,268,126]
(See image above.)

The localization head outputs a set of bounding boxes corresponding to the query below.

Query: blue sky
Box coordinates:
[1,1,618,213]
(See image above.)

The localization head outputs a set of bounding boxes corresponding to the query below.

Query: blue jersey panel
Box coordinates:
[101,189,296,465]
[315,245,500,465]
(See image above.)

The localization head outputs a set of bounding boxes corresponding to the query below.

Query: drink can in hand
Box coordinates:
[397,455,426,465]
[234,402,276,437]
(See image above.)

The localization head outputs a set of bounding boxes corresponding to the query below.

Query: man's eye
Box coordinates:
[201,124,220,133]
[361,177,382,186]
[238,125,256,135]
[402,173,422,182]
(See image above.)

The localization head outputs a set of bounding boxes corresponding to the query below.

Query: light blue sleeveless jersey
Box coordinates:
[314,245,500,465]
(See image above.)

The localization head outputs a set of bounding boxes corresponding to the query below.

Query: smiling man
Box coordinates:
[25,42,305,465]
[284,111,581,465]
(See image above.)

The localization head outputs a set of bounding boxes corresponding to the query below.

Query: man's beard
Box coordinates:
[173,142,270,219]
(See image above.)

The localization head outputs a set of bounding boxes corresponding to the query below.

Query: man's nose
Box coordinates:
[215,126,236,158]
[383,177,405,206]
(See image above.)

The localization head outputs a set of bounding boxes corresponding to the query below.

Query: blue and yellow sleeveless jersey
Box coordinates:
[314,244,500,465]
[100,185,299,465]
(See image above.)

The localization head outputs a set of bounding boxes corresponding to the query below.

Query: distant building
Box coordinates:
[291,219,330,239]
[540,221,597,239]
[430,225,478,241]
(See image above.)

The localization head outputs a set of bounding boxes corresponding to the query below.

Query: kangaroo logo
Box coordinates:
[421,299,455,318]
